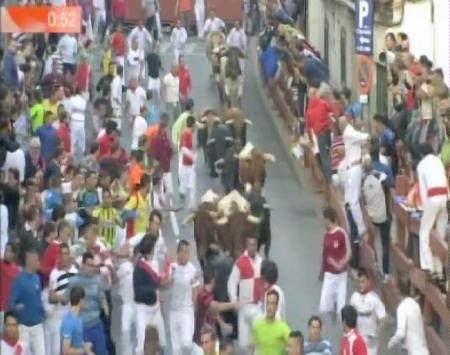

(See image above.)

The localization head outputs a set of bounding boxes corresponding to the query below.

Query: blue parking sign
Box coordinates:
[355,0,374,55]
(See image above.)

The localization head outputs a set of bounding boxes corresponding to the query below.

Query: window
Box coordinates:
[340,27,347,87]
[375,0,405,27]
[376,63,388,115]
[324,18,329,68]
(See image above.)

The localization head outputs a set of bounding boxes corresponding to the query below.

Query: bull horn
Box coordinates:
[215,216,229,225]
[225,119,233,125]
[182,213,196,225]
[208,211,219,218]
[244,119,253,125]
[245,183,252,194]
[263,203,271,210]
[263,153,276,162]
[247,215,262,224]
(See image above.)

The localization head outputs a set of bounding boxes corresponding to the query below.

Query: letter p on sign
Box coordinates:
[359,0,369,27]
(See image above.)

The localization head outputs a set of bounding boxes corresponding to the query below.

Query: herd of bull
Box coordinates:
[186,107,276,268]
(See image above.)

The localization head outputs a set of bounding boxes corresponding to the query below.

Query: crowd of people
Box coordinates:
[258,1,449,354]
[0,0,447,355]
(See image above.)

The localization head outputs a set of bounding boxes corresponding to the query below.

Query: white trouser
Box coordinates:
[238,303,261,350]
[319,271,347,321]
[121,301,137,355]
[344,165,365,236]
[169,308,195,355]
[135,302,166,355]
[19,323,46,355]
[173,46,185,62]
[148,77,161,103]
[71,120,85,162]
[179,164,196,209]
[194,4,205,38]
[47,315,63,355]
[94,9,106,38]
[362,334,378,355]
[162,171,174,196]
[419,195,447,274]
[155,12,162,41]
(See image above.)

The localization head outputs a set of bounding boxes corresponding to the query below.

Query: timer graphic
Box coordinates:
[0,6,82,33]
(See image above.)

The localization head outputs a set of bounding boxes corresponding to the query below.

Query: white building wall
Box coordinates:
[307,0,357,91]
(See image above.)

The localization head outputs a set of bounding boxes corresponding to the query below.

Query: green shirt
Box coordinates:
[252,318,290,355]
[30,103,45,133]
[440,139,450,168]
[171,111,190,147]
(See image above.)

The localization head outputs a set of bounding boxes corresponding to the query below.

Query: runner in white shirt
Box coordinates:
[170,20,188,62]
[203,10,226,34]
[194,0,205,38]
[57,34,78,74]
[128,21,153,55]
[127,38,145,84]
[47,243,78,355]
[350,269,386,355]
[163,64,180,120]
[116,251,138,355]
[126,78,147,126]
[110,66,123,128]
[168,240,200,355]
[69,90,88,163]
[131,106,149,150]
[388,277,429,355]
[93,0,106,40]
[226,21,247,72]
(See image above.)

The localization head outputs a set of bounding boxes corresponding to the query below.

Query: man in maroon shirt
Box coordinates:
[41,60,65,98]
[149,114,173,196]
[0,243,20,327]
[305,87,334,185]
[318,207,351,323]
[193,268,238,347]
[340,305,368,355]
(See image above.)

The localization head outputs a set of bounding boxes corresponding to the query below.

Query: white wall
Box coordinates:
[373,0,448,81]
[307,0,357,91]
[433,0,450,84]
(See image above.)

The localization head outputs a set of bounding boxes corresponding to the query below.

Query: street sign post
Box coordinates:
[355,0,374,56]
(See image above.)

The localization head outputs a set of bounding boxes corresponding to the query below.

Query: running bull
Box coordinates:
[238,142,276,193]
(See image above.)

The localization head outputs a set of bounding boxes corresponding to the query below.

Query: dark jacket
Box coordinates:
[133,259,159,306]
[17,228,39,267]
[3,50,19,91]
[0,132,20,167]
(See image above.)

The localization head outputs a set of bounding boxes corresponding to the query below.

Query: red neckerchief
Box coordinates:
[3,335,22,355]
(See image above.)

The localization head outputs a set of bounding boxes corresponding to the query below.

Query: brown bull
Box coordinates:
[238,143,276,193]
[183,190,220,269]
[213,190,262,259]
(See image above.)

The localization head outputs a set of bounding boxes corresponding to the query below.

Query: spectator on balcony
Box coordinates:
[338,116,369,261]
[361,155,392,280]
[388,277,429,355]
[417,142,447,288]
[305,86,333,187]
[343,88,363,129]
[373,114,397,175]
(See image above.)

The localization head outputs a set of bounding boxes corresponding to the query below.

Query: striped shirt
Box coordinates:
[48,265,78,319]
[304,339,333,355]
[92,206,120,248]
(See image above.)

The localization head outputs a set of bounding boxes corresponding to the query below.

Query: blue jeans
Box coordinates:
[84,322,108,355]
